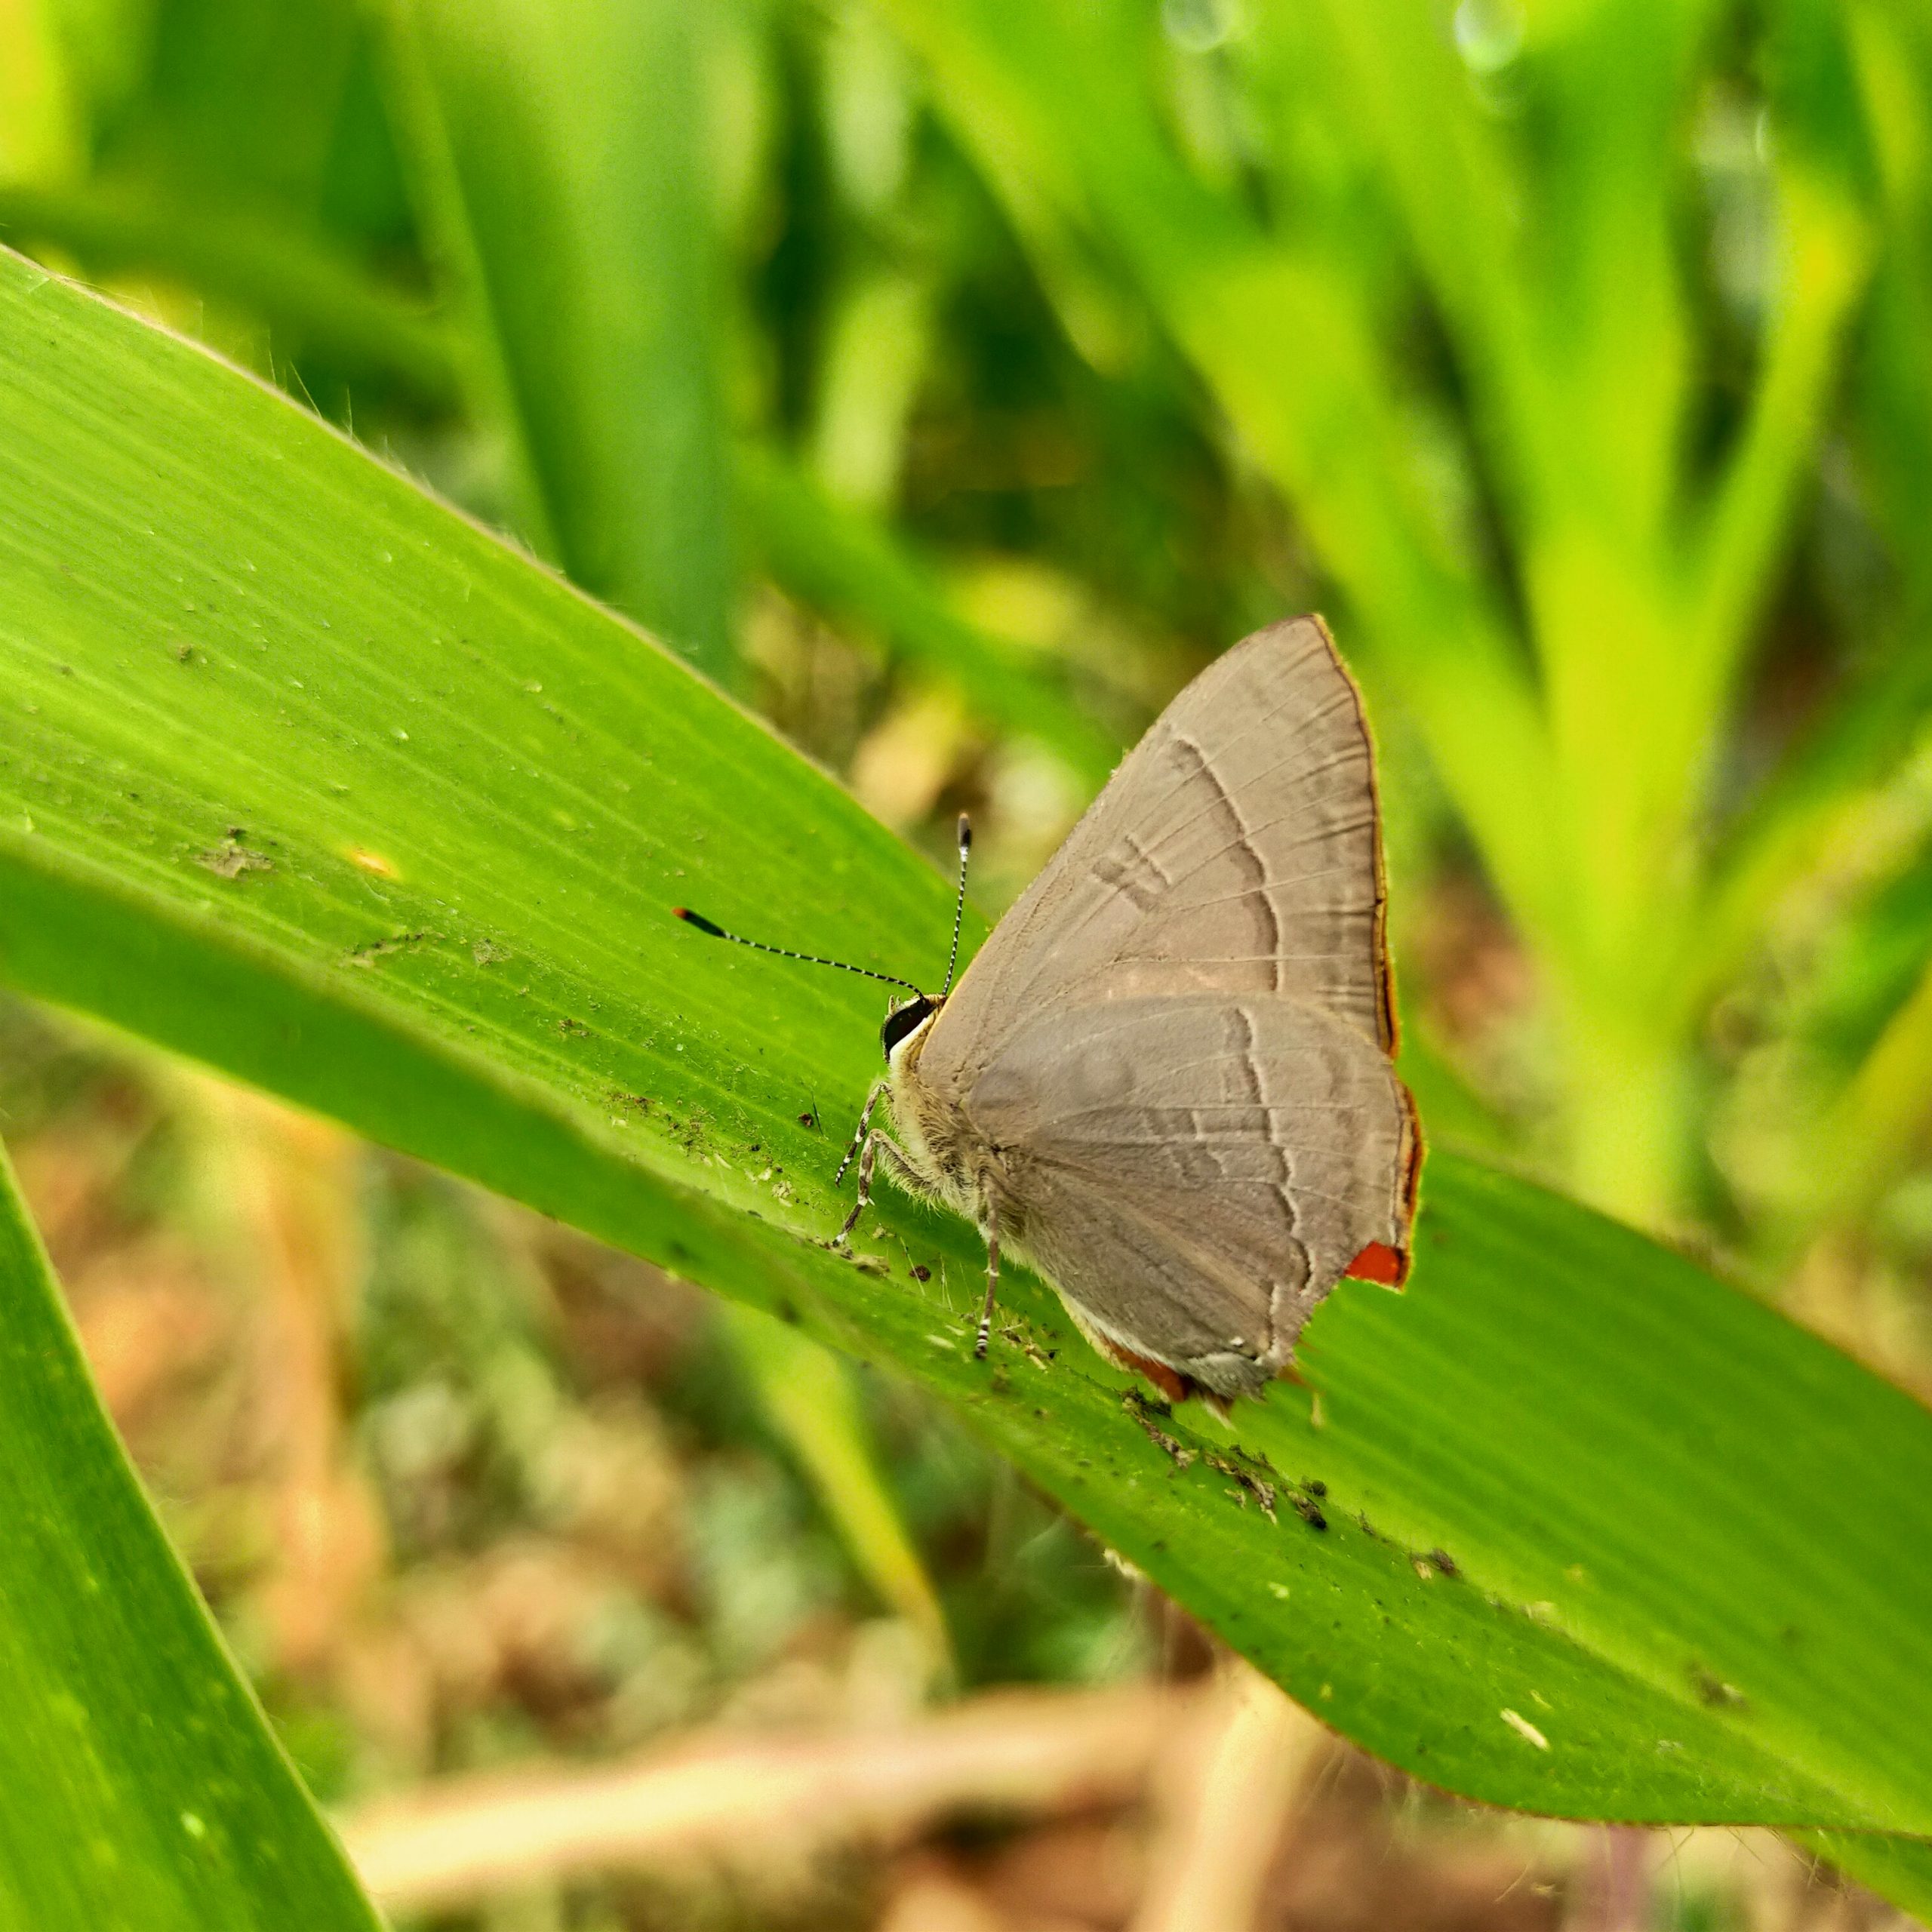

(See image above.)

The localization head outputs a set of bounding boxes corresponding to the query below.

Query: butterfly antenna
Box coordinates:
[672,907,925,996]
[940,814,972,997]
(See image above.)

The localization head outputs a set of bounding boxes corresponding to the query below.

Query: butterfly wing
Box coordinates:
[921,614,1395,1107]
[962,993,1416,1398]
[911,616,1417,1386]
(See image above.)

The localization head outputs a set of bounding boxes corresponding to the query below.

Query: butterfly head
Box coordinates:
[881,992,943,1063]
[673,815,974,1072]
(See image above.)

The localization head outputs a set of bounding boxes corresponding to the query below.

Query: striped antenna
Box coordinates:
[940,814,972,997]
[672,907,924,996]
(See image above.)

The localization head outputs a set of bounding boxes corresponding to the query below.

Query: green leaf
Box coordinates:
[5,250,1932,1875]
[0,1140,380,1930]
[106,0,363,215]
[382,0,736,672]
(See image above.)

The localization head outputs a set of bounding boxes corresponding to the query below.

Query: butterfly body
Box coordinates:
[880,1006,980,1221]
[850,1002,1040,1267]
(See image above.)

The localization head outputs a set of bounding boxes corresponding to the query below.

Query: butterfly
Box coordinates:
[678,617,1421,1407]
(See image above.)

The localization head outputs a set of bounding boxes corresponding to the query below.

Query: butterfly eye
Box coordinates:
[880,996,934,1059]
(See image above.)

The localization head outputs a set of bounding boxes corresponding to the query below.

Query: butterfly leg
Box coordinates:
[835,1080,890,1186]
[835,1131,939,1244]
[974,1203,1001,1361]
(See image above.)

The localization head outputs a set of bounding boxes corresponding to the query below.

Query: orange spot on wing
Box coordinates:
[1346,1240,1408,1287]
[1093,1334,1189,1404]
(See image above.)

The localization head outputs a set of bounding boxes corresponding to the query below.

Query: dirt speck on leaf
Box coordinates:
[1122,1389,1194,1469]
[346,931,432,966]
[1500,1709,1549,1749]
[194,836,271,879]
[1690,1664,1746,1708]
[1203,1448,1277,1520]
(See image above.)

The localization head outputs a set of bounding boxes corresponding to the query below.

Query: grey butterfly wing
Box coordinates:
[921,614,1395,1110]
[966,994,1417,1398]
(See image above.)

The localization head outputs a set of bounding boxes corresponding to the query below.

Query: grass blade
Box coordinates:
[0,1134,382,1930]
[383,0,736,672]
[721,1303,954,1684]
